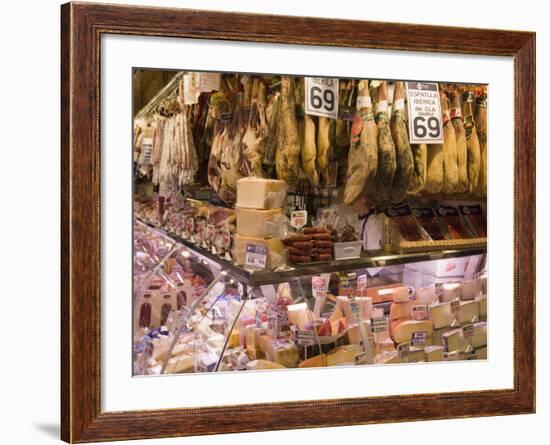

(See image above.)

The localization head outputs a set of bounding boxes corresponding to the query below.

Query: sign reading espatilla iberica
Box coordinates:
[406,81,444,144]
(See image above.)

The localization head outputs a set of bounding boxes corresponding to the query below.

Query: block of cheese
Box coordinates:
[457,300,480,324]
[233,235,286,270]
[383,286,410,303]
[299,354,327,368]
[345,323,374,349]
[246,359,286,370]
[432,327,453,346]
[265,339,299,368]
[375,351,402,364]
[429,301,454,329]
[326,344,362,366]
[442,328,467,352]
[287,303,316,330]
[469,322,487,349]
[164,354,194,373]
[475,346,488,359]
[338,296,373,324]
[236,177,288,209]
[477,295,487,319]
[390,301,412,321]
[425,345,445,362]
[407,347,426,363]
[329,307,344,322]
[236,207,284,238]
[245,325,267,359]
[390,319,434,344]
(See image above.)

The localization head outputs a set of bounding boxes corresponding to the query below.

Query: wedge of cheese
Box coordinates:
[265,339,299,368]
[457,300,480,324]
[469,322,487,349]
[233,235,286,270]
[236,207,284,238]
[236,177,288,209]
[429,301,454,329]
[246,359,286,370]
[477,295,487,319]
[390,319,434,344]
[442,328,467,352]
[407,347,426,363]
[425,345,445,362]
[299,354,327,368]
[390,301,412,321]
[326,344,362,366]
[432,326,453,346]
[375,337,396,354]
[286,303,316,330]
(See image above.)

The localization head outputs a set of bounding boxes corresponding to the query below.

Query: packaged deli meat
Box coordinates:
[384,204,430,242]
[459,204,487,237]
[436,206,473,239]
[412,207,447,241]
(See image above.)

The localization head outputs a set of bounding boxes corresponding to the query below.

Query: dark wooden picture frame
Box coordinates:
[61,2,535,442]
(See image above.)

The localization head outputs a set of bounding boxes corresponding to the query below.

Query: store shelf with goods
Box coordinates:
[137,217,486,287]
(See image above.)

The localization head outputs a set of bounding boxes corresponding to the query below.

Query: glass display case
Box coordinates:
[133,220,487,375]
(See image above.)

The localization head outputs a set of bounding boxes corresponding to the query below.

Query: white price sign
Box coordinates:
[406,81,443,144]
[290,210,308,229]
[138,137,153,165]
[305,77,339,119]
[245,244,268,269]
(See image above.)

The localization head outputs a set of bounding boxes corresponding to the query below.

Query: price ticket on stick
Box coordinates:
[290,210,308,229]
[305,77,339,119]
[406,81,443,144]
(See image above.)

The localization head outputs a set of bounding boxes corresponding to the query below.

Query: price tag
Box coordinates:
[290,210,308,229]
[221,230,232,249]
[371,316,389,333]
[462,324,474,338]
[138,137,153,165]
[255,310,264,328]
[305,77,339,119]
[411,331,428,346]
[237,282,244,297]
[295,329,315,346]
[186,217,195,234]
[183,73,200,105]
[357,274,367,292]
[311,276,327,300]
[267,302,286,321]
[206,224,216,242]
[405,81,443,144]
[411,305,428,321]
[397,342,410,359]
[198,73,221,92]
[245,244,268,269]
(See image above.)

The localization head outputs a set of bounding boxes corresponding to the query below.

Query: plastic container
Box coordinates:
[333,241,362,260]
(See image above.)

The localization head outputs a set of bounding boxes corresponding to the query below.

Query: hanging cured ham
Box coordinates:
[440,92,459,194]
[450,89,469,193]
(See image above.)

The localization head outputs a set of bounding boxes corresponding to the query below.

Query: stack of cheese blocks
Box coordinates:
[375,286,437,364]
[430,280,487,360]
[233,177,288,270]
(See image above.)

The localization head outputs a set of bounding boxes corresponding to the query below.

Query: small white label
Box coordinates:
[405,81,443,144]
[290,210,308,229]
[462,324,474,338]
[305,77,339,119]
[357,274,367,291]
[411,304,428,321]
[371,316,389,333]
[393,98,405,111]
[443,351,460,361]
[295,329,316,346]
[411,331,428,346]
[138,137,153,165]
[311,276,327,300]
[183,73,200,105]
[356,95,372,109]
[245,243,268,269]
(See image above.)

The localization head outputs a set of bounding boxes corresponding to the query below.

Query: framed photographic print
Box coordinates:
[61,2,535,442]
